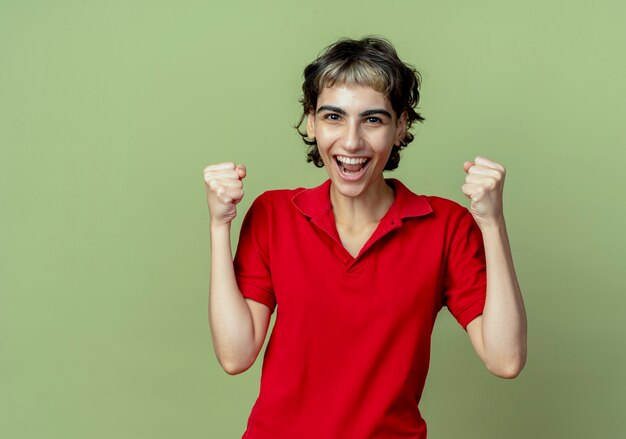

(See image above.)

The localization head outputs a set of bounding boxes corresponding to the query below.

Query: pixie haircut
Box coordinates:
[296,36,425,171]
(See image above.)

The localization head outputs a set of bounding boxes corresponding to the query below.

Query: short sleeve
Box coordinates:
[233,194,276,314]
[443,210,487,331]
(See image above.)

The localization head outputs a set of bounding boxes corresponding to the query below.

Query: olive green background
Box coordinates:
[2,1,624,438]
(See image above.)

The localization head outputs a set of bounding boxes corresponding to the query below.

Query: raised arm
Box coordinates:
[462,156,527,379]
[204,162,271,375]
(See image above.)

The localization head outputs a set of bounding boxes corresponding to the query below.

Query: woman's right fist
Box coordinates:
[203,162,246,226]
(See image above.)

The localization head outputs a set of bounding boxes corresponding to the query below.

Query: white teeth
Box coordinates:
[336,156,369,165]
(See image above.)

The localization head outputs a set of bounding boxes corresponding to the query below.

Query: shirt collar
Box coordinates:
[291,178,433,221]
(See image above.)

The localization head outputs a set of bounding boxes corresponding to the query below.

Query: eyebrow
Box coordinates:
[316,105,392,119]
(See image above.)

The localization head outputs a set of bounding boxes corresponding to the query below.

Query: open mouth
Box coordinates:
[334,155,370,177]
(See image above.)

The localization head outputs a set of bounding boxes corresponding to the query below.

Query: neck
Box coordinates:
[330,178,395,229]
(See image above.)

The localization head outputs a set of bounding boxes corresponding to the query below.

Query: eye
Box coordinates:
[323,113,341,121]
[366,116,382,124]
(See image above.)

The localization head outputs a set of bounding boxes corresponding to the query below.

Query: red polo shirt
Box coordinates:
[233,178,486,439]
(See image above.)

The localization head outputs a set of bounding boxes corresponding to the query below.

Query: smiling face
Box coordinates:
[306,83,407,200]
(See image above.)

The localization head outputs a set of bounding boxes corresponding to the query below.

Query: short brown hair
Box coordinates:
[295,36,425,171]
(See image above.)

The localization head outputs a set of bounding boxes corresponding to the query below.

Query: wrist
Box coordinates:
[477,214,506,232]
[210,220,232,234]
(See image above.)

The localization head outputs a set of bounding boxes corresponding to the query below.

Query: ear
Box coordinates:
[394,111,408,146]
[306,111,315,139]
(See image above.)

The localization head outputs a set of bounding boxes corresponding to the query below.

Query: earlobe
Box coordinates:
[395,111,408,146]
[306,112,315,139]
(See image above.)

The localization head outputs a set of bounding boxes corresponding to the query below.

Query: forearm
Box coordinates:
[480,217,527,376]
[209,223,256,374]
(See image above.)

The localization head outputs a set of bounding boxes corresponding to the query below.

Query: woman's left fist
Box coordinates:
[462,156,506,228]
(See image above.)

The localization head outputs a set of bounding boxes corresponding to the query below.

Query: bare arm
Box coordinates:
[462,156,527,379]
[465,218,527,378]
[204,163,271,375]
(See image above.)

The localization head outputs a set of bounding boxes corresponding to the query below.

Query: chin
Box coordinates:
[328,172,380,200]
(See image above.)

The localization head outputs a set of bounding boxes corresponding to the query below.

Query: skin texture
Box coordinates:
[306,84,407,257]
[461,156,527,378]
[204,83,527,379]
[204,162,271,375]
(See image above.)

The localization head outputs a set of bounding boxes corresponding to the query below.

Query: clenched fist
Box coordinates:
[203,162,246,227]
[462,156,506,229]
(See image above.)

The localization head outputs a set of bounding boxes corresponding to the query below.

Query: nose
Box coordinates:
[343,119,364,152]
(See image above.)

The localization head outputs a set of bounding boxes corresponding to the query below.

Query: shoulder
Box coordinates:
[422,196,482,248]
[251,187,307,207]
[244,187,309,219]
[418,194,474,233]
[424,195,468,216]
[388,178,468,221]
[387,178,474,241]
[251,180,331,219]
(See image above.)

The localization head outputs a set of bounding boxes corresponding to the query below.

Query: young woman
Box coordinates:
[204,36,527,439]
